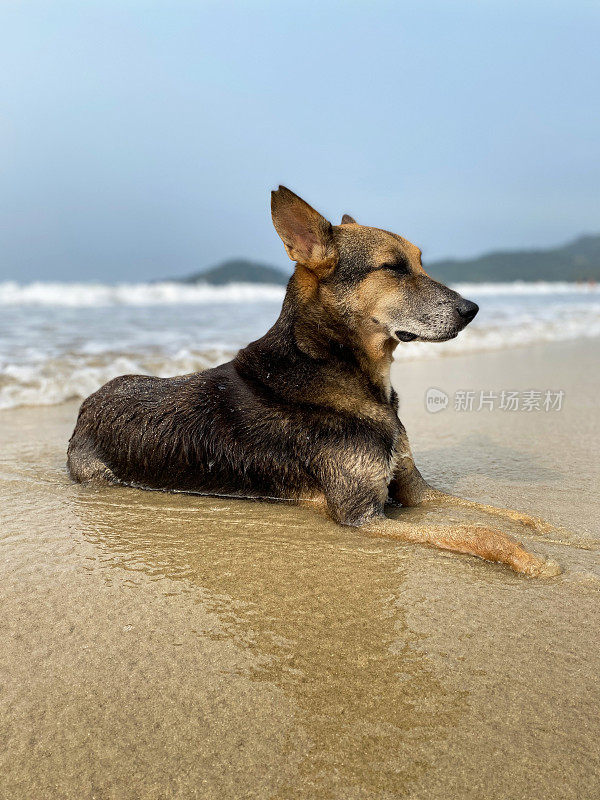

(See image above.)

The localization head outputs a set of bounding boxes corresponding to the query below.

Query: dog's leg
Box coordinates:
[361,515,560,577]
[389,432,553,535]
[320,469,559,577]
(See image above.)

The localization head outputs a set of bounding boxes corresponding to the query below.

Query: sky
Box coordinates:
[1,0,599,282]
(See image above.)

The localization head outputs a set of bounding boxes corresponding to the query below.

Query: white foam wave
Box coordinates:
[0,281,286,307]
[1,280,598,307]
[0,349,237,410]
[452,281,600,296]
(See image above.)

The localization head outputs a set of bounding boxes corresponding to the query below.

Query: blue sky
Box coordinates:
[1,0,598,281]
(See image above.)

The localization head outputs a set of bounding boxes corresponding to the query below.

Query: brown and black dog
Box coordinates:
[68,187,559,577]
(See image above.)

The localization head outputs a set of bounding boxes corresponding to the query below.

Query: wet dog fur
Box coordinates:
[68,187,560,577]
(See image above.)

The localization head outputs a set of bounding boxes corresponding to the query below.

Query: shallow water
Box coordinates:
[1,340,599,799]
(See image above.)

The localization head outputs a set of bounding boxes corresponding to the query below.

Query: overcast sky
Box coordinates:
[1,0,598,282]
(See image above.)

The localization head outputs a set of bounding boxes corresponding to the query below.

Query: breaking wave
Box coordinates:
[0,281,286,307]
[0,280,598,307]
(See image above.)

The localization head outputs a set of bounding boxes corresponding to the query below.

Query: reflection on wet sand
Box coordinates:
[73,487,467,798]
[418,432,563,490]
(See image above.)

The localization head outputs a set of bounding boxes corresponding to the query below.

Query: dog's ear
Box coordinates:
[271,186,338,277]
[341,214,356,225]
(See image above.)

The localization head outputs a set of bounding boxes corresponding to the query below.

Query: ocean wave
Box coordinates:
[452,281,600,296]
[0,279,598,307]
[0,281,286,307]
[0,349,237,410]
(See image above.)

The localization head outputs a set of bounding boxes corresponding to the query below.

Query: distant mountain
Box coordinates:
[177,258,289,286]
[176,235,600,285]
[428,234,600,283]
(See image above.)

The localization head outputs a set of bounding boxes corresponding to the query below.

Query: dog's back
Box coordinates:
[68,371,199,488]
[66,355,330,500]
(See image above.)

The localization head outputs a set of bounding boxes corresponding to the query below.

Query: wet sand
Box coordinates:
[1,339,599,799]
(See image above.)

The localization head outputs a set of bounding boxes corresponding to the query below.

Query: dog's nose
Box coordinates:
[456,299,479,322]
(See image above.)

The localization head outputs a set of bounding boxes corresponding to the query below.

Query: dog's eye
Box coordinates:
[380,261,409,275]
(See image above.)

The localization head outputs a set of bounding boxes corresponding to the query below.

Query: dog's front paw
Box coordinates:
[518,555,562,578]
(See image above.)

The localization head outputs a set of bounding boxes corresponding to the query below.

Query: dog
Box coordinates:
[68,186,559,577]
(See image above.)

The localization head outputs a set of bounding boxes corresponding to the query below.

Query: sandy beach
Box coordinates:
[1,338,599,799]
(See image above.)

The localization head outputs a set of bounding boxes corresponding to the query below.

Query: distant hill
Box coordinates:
[177,258,289,286]
[428,234,600,283]
[176,235,600,285]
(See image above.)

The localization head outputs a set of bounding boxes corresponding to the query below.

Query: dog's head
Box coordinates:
[271,186,478,346]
